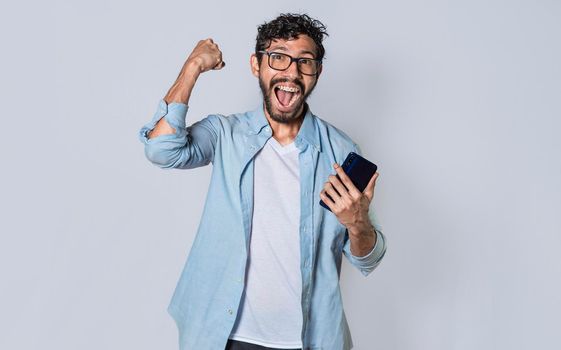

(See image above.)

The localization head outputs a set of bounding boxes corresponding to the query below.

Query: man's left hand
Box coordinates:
[319,163,379,234]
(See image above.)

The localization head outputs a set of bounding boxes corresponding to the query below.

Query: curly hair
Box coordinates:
[255,13,329,64]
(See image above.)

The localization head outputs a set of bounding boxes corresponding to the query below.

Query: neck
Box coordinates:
[263,104,307,146]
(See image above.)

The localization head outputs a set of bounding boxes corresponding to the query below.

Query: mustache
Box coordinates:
[269,77,305,93]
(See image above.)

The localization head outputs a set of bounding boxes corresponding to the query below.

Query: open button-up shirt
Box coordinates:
[139,100,387,350]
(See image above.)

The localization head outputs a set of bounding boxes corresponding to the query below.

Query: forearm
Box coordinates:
[164,59,202,104]
[347,222,377,257]
[148,60,202,139]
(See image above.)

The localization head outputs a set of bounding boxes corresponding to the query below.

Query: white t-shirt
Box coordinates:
[229,136,303,349]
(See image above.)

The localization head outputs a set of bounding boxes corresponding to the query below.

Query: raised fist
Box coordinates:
[185,38,225,73]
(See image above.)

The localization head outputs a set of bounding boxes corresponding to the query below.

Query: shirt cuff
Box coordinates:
[344,228,387,277]
[138,99,189,143]
[349,229,385,261]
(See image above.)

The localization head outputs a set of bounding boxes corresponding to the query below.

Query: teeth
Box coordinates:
[277,85,300,93]
[288,92,298,106]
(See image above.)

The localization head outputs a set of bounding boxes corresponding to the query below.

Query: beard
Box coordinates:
[259,75,316,124]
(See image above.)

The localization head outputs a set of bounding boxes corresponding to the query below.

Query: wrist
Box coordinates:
[346,220,375,237]
[184,57,205,75]
[349,232,376,257]
[347,223,377,257]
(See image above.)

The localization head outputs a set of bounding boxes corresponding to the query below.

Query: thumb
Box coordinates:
[363,172,379,201]
[214,60,226,70]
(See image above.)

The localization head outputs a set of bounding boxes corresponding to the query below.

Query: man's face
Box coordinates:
[251,35,322,124]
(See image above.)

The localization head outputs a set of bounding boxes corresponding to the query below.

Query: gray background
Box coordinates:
[1,0,560,349]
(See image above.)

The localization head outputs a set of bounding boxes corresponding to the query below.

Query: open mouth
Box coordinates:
[273,84,302,109]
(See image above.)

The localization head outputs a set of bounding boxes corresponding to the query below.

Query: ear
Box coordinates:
[316,63,323,80]
[250,54,260,77]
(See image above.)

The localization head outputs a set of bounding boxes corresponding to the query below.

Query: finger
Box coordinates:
[212,49,224,69]
[333,163,361,197]
[363,172,379,201]
[214,60,226,70]
[324,182,342,203]
[327,174,350,200]
[320,190,336,210]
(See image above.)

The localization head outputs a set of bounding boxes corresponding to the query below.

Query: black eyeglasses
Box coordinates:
[259,50,322,76]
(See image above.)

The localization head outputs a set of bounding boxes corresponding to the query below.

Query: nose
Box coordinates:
[283,59,302,78]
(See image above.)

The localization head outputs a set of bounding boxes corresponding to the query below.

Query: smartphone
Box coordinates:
[319,152,378,212]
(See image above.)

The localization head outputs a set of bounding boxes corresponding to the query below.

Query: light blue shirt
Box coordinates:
[139,100,387,350]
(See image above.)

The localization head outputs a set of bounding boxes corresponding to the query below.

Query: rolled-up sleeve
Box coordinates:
[343,224,387,277]
[139,99,219,169]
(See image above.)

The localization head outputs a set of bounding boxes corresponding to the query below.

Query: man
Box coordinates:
[139,13,386,350]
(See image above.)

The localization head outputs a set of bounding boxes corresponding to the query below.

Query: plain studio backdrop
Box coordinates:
[1,0,560,349]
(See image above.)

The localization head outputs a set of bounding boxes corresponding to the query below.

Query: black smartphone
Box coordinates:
[319,152,378,212]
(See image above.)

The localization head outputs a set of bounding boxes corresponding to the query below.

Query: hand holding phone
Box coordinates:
[320,152,378,212]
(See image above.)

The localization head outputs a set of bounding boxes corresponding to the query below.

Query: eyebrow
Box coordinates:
[268,45,316,58]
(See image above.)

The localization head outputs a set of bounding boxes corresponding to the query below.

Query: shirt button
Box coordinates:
[228,309,233,315]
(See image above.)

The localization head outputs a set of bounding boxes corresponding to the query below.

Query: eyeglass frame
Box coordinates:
[258,50,322,76]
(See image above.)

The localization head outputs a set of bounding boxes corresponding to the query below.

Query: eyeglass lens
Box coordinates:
[268,53,318,75]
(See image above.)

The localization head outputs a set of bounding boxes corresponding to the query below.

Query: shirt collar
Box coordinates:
[249,103,321,152]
